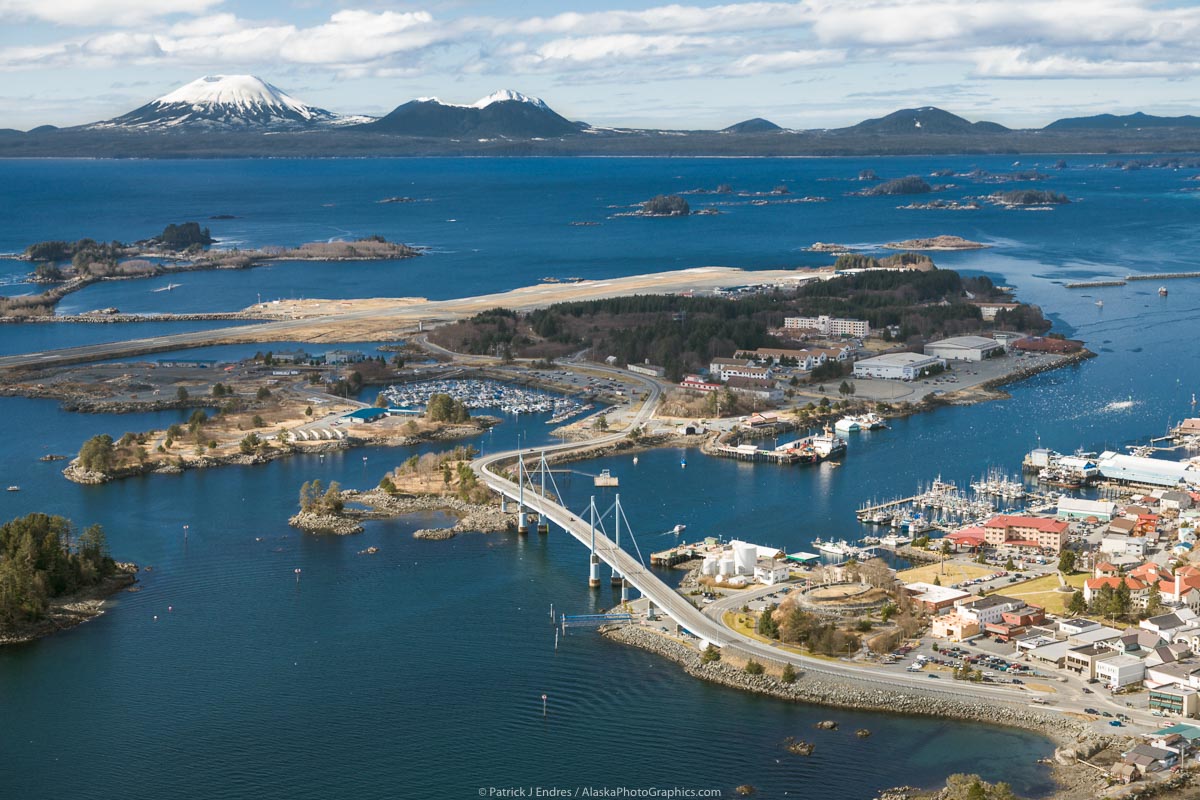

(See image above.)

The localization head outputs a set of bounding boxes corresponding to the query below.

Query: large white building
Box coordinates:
[924,335,1005,362]
[853,352,945,381]
[783,315,870,337]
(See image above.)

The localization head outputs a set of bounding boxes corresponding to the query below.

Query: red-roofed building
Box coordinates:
[983,515,1070,553]
[1095,562,1119,578]
[1084,575,1149,606]
[945,527,986,550]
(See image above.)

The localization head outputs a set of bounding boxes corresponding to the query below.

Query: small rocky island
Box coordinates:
[989,189,1070,206]
[856,176,933,196]
[0,512,136,645]
[4,224,421,317]
[639,194,691,217]
[884,235,989,251]
[289,445,515,537]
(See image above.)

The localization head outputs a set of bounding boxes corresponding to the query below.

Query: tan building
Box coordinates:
[931,612,981,642]
[982,515,1070,553]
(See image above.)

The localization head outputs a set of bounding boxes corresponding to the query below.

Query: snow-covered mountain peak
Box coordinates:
[155,75,316,116]
[471,90,549,110]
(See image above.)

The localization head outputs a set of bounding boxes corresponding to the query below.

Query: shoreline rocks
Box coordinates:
[601,624,1091,747]
[352,489,516,539]
[288,511,363,535]
[0,562,138,646]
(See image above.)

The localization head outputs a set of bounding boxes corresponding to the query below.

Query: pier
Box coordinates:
[1065,280,1126,288]
[710,443,801,464]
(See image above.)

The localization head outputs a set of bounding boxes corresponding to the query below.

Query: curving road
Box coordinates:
[471,364,1036,704]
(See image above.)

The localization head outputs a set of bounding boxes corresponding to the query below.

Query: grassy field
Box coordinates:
[896,561,996,586]
[1003,572,1089,615]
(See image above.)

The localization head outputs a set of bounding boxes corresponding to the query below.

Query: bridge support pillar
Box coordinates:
[610,566,622,587]
[646,601,655,620]
[500,496,507,513]
[517,511,528,535]
[620,579,629,603]
[589,554,601,588]
[537,519,550,534]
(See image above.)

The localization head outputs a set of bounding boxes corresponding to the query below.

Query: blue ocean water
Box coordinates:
[1,156,1198,800]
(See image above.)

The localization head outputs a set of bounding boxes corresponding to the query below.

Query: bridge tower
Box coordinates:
[537,451,550,534]
[516,452,529,535]
[611,493,624,588]
[588,495,601,589]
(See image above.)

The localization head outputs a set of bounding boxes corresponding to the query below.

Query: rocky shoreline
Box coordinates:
[288,488,516,538]
[61,421,493,485]
[603,624,1137,800]
[349,489,516,539]
[0,562,138,646]
[602,624,1092,747]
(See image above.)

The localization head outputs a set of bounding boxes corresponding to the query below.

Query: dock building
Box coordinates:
[923,335,1005,362]
[1097,452,1200,489]
[852,352,945,381]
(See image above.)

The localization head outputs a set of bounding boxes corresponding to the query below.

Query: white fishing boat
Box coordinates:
[813,538,854,558]
[5,485,18,492]
[811,426,847,459]
[673,524,687,534]
[1095,299,1104,307]
[857,411,887,430]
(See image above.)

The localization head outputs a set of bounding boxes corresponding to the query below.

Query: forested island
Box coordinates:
[989,189,1071,206]
[2,226,420,317]
[0,513,135,644]
[427,266,1050,380]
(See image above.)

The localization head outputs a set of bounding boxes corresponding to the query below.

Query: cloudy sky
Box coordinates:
[1,0,1198,130]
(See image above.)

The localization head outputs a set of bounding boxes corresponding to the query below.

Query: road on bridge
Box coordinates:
[471,363,1036,705]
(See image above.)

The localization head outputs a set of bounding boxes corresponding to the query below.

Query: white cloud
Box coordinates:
[971,47,1200,79]
[279,10,446,64]
[731,49,843,75]
[509,2,812,35]
[528,34,714,65]
[0,0,222,26]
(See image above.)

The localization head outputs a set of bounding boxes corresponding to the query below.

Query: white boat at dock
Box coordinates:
[812,538,855,558]
[834,412,886,433]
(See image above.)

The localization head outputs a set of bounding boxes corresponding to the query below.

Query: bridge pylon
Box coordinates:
[611,492,624,586]
[516,450,529,535]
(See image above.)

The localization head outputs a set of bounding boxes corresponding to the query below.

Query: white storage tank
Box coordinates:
[719,557,736,578]
[734,542,757,575]
[702,555,719,576]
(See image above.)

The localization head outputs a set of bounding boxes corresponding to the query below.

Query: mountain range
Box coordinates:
[6,74,1200,156]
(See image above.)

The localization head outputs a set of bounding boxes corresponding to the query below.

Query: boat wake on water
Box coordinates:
[1099,398,1136,413]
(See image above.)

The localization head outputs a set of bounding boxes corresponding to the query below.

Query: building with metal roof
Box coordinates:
[924,335,1005,362]
[1097,451,1198,489]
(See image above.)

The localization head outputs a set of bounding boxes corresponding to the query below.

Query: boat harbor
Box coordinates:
[854,474,1059,534]
[381,378,589,419]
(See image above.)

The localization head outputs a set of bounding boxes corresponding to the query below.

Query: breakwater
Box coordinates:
[603,624,1093,746]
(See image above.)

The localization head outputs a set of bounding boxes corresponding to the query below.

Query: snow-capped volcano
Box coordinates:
[471,90,550,111]
[92,75,359,131]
